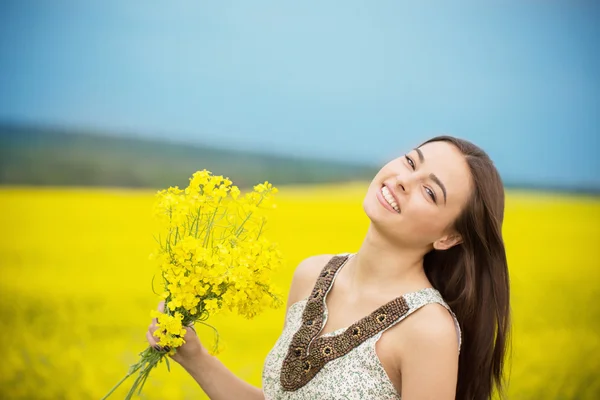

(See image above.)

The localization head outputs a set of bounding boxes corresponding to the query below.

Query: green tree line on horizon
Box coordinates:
[0,124,378,189]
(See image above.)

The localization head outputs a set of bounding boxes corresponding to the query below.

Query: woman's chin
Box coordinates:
[363,198,396,224]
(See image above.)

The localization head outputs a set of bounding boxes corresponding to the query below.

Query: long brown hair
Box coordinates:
[421,136,511,399]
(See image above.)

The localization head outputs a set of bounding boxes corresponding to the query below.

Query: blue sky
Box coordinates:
[0,1,598,189]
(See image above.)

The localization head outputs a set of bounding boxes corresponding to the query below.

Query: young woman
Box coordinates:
[147,136,511,399]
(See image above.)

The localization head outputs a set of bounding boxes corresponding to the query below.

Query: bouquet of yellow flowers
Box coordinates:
[103,170,283,399]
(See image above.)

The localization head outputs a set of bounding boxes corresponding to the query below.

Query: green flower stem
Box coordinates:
[193,207,202,238]
[235,193,267,237]
[101,346,165,400]
[203,198,222,248]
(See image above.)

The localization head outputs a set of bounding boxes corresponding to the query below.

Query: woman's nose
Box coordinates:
[395,172,415,193]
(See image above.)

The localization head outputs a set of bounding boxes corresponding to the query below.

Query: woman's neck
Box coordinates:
[348,224,431,295]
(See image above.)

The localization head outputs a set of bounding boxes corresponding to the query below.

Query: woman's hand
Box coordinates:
[146,301,208,366]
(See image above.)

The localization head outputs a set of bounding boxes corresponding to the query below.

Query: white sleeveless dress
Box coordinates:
[262,253,462,400]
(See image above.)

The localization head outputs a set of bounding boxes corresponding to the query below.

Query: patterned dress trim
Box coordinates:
[280,254,412,391]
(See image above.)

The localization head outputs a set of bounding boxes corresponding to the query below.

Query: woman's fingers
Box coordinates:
[148,301,167,351]
[152,300,166,325]
[147,324,165,352]
[143,301,171,352]
[146,329,157,347]
[182,326,193,339]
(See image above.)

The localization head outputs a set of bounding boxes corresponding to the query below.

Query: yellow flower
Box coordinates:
[253,181,271,193]
[203,298,220,316]
[151,311,188,349]
[214,184,229,198]
[230,185,240,200]
[187,170,211,193]
[150,170,282,351]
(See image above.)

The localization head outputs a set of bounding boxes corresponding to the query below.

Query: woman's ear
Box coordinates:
[433,233,463,251]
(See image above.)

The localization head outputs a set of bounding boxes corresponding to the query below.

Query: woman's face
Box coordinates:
[363,140,473,249]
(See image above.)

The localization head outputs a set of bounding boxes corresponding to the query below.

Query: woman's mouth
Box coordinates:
[377,185,400,213]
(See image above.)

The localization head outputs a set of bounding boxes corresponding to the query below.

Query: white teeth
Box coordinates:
[380,186,400,212]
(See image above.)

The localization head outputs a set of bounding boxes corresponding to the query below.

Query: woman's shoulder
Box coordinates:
[285,254,336,309]
[378,301,460,391]
[382,300,460,364]
[403,302,459,343]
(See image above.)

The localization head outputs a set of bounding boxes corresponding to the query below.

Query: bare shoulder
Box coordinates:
[382,302,459,362]
[286,254,335,310]
[401,302,459,350]
[379,302,460,397]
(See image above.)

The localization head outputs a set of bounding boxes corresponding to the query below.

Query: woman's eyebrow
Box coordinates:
[430,173,447,204]
[414,148,425,163]
[413,147,447,204]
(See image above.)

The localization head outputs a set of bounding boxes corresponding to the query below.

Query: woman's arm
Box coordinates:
[177,346,264,400]
[395,304,460,400]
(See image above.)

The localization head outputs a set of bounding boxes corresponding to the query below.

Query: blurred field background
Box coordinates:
[1,1,599,399]
[1,187,599,400]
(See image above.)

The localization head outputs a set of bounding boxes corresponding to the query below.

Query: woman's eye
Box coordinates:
[425,187,437,203]
[405,155,415,170]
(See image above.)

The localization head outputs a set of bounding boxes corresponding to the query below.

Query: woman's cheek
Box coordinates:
[414,206,444,236]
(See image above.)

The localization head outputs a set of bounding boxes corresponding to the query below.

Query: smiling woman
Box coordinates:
[356,136,510,399]
[144,135,510,400]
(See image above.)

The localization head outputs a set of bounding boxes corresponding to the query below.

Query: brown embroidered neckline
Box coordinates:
[280,254,410,391]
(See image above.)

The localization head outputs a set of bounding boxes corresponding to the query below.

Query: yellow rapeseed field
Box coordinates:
[0,184,599,399]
